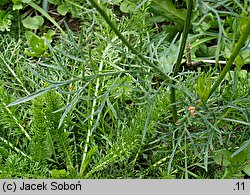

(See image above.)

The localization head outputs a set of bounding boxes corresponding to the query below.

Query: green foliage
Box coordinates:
[30,90,73,168]
[51,169,69,178]
[22,15,44,30]
[119,0,136,13]
[243,164,250,176]
[0,0,64,58]
[0,153,50,178]
[149,0,186,25]
[206,13,250,101]
[47,0,60,4]
[57,4,70,16]
[213,144,250,178]
[12,0,23,10]
[24,30,55,57]
[0,0,249,179]
[47,0,83,18]
[0,0,9,6]
[195,70,212,102]
[0,84,30,159]
[0,10,12,32]
[213,150,233,166]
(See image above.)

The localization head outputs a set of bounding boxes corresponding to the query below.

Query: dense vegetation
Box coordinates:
[0,0,249,179]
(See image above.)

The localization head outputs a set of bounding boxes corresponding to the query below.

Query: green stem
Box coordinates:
[88,0,170,81]
[170,0,193,123]
[206,14,250,101]
[42,0,48,11]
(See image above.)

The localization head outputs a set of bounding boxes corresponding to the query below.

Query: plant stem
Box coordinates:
[88,0,170,81]
[170,0,193,123]
[205,13,250,101]
[42,0,48,12]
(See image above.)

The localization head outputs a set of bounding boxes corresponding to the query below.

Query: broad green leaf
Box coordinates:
[159,45,178,74]
[149,0,186,26]
[57,4,70,16]
[243,164,250,176]
[148,15,166,23]
[193,21,212,34]
[29,35,48,54]
[36,15,44,25]
[43,29,56,42]
[238,69,248,79]
[46,29,56,37]
[120,0,136,13]
[13,4,23,10]
[29,34,44,49]
[245,145,250,159]
[25,30,34,40]
[13,0,23,10]
[26,1,65,34]
[231,151,246,165]
[48,0,61,5]
[22,16,44,30]
[240,17,250,35]
[235,48,250,68]
[213,150,232,166]
[24,49,41,57]
[24,31,53,57]
[21,0,31,3]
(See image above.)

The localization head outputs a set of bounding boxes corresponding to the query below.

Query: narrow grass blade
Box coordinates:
[142,95,157,142]
[8,79,78,107]
[218,117,250,126]
[58,80,92,128]
[46,131,59,164]
[231,140,250,157]
[7,85,56,107]
[167,129,186,174]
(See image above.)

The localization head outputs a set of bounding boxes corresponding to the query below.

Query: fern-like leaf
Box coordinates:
[30,91,74,168]
[0,10,12,32]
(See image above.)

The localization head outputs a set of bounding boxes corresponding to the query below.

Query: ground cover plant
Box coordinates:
[0,0,249,179]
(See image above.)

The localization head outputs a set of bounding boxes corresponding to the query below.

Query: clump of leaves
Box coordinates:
[0,10,12,32]
[24,29,55,57]
[195,69,212,103]
[213,143,250,178]
[12,0,24,10]
[51,169,69,178]
[30,90,73,169]
[47,0,83,17]
[0,152,50,178]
